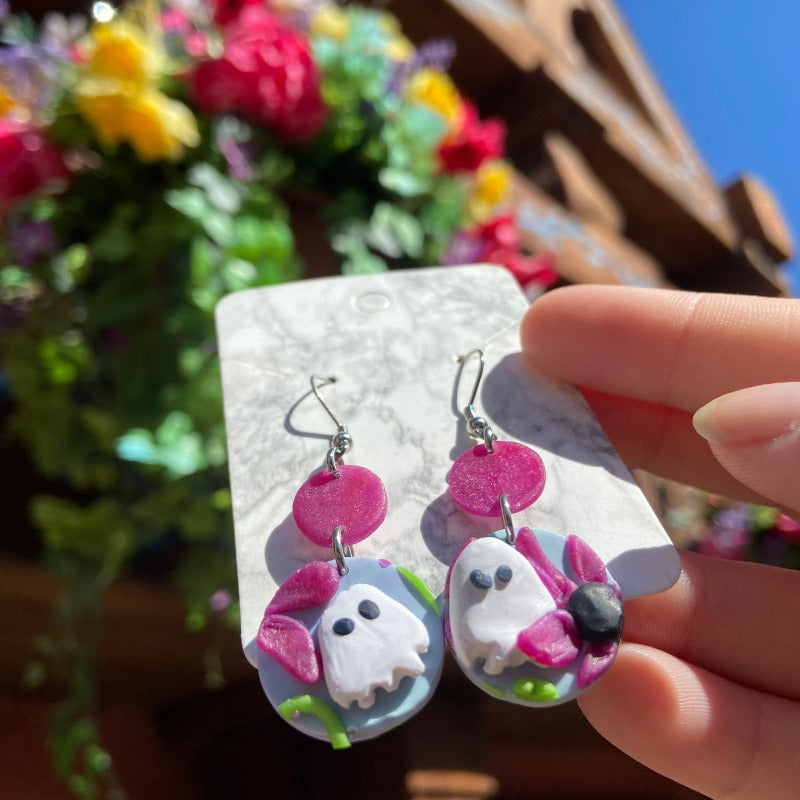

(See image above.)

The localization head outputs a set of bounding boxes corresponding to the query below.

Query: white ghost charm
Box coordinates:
[448,537,556,675]
[318,583,430,709]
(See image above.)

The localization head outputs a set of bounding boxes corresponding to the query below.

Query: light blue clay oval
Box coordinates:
[442,528,621,707]
[258,557,444,745]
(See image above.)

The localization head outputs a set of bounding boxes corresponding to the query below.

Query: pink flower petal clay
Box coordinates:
[447,440,545,517]
[292,464,387,547]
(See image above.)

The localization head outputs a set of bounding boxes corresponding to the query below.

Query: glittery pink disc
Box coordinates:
[292,465,387,547]
[447,440,546,517]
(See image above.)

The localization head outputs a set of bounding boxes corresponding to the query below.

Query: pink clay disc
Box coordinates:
[448,441,546,517]
[292,465,387,547]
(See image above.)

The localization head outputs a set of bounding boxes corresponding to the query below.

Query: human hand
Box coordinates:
[521,285,800,799]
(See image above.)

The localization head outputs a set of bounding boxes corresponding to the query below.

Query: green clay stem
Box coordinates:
[278,695,351,750]
[479,681,509,699]
[396,565,440,617]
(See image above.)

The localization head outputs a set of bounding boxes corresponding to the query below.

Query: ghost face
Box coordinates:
[318,583,430,709]
[448,537,556,675]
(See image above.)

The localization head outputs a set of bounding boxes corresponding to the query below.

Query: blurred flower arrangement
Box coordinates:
[667,491,800,569]
[0,0,555,794]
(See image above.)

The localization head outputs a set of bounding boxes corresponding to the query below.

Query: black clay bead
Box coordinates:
[333,617,355,636]
[567,583,623,643]
[469,569,493,590]
[358,599,380,620]
[495,565,513,583]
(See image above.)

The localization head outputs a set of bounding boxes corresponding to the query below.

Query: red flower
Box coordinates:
[487,248,559,287]
[438,102,505,173]
[445,213,559,288]
[0,120,70,216]
[191,6,327,143]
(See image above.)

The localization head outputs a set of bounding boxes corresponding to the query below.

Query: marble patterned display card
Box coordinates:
[215,265,680,664]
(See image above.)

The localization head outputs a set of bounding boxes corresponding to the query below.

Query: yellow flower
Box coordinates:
[75,83,133,147]
[468,159,513,222]
[74,17,198,162]
[384,35,414,62]
[405,68,463,129]
[77,83,199,162]
[86,20,157,89]
[122,90,200,162]
[310,5,350,41]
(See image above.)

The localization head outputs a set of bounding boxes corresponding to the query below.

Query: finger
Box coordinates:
[521,286,800,412]
[694,382,800,514]
[581,388,770,505]
[623,551,800,702]
[578,644,800,800]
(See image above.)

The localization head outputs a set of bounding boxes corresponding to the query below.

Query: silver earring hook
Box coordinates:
[455,350,497,453]
[310,374,352,477]
[310,375,344,428]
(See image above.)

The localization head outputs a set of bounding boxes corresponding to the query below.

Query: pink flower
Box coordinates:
[160,7,190,33]
[185,31,208,58]
[191,6,327,142]
[0,120,70,216]
[438,101,505,173]
[210,0,263,28]
[776,514,800,544]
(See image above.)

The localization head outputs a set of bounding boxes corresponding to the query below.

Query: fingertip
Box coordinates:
[578,644,684,746]
[577,643,777,800]
[520,285,600,373]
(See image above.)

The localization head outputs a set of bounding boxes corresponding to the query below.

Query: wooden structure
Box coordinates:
[1,1,793,798]
[387,0,792,293]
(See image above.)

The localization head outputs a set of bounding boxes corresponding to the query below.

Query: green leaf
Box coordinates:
[115,429,158,465]
[341,245,387,275]
[228,217,293,263]
[85,744,112,775]
[187,162,242,214]
[378,167,429,198]
[165,187,208,222]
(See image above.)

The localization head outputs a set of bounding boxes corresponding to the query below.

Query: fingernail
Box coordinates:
[693,382,800,445]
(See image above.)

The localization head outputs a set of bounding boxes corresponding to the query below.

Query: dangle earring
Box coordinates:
[256,376,444,748]
[442,351,623,706]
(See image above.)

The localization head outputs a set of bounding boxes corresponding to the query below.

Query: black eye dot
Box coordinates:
[469,569,493,590]
[358,599,380,620]
[332,617,355,636]
[495,565,513,583]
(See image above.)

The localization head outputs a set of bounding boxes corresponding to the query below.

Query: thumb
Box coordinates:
[693,382,800,516]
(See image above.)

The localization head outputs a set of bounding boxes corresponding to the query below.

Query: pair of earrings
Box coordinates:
[256,353,623,748]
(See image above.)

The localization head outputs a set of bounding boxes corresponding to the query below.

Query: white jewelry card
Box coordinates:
[216,265,680,663]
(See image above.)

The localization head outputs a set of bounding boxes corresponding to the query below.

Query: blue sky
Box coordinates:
[616,0,800,294]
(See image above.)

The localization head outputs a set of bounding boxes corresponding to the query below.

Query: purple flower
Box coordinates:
[209,590,232,612]
[442,230,486,266]
[389,38,456,93]
[699,522,749,560]
[713,507,750,532]
[0,42,61,120]
[40,12,87,55]
[219,136,257,182]
[10,219,56,266]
